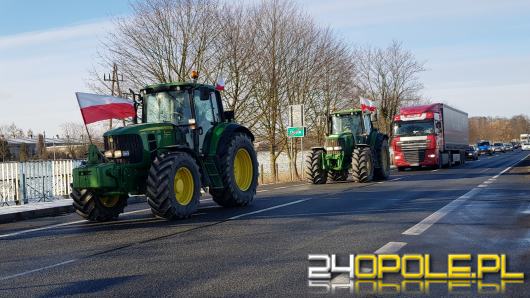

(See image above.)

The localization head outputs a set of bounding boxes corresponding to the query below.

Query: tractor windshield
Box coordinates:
[331,114,363,135]
[144,91,192,125]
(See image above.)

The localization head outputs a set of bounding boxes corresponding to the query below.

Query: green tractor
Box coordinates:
[71,80,259,221]
[306,109,390,184]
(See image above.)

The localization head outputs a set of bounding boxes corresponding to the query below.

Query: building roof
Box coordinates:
[4,137,83,146]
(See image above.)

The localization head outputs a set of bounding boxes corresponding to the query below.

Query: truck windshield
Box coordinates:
[478,141,490,146]
[331,114,363,135]
[393,120,435,137]
[144,91,191,125]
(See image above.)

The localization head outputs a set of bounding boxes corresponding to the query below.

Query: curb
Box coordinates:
[0,196,147,224]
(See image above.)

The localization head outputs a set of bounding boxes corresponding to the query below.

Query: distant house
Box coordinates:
[5,137,84,160]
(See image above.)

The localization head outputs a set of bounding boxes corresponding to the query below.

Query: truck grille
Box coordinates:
[403,149,426,164]
[399,140,429,150]
[104,134,143,163]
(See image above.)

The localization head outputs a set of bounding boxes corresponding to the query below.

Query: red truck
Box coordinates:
[391,103,468,170]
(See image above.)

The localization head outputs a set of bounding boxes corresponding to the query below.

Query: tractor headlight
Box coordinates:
[104,150,130,159]
[104,150,113,158]
[325,146,342,151]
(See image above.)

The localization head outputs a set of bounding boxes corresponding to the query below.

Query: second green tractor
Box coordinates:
[306,109,390,184]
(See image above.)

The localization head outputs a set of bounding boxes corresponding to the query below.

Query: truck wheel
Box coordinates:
[210,133,258,207]
[351,147,374,183]
[306,149,328,184]
[147,152,201,219]
[329,170,348,182]
[374,137,390,180]
[71,188,127,222]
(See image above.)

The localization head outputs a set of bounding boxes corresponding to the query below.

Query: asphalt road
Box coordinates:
[0,150,529,297]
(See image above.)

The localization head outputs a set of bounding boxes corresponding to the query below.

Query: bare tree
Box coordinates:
[354,41,425,136]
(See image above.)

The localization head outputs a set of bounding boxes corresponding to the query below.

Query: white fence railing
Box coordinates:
[0,160,83,206]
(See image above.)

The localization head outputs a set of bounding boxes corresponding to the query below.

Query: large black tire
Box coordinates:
[209,133,258,207]
[329,170,348,182]
[147,152,201,219]
[71,188,127,222]
[306,149,328,184]
[374,136,390,180]
[351,147,374,183]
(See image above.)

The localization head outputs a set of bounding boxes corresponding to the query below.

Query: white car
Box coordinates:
[522,143,530,151]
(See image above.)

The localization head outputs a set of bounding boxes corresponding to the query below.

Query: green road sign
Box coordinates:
[287,127,305,138]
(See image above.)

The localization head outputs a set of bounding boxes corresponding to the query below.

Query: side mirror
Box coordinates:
[200,89,210,101]
[370,113,378,122]
[223,110,235,122]
[436,122,442,129]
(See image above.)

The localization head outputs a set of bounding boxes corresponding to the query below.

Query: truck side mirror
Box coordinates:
[370,113,378,122]
[436,122,442,129]
[223,110,235,122]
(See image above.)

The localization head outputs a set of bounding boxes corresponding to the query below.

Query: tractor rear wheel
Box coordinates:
[306,149,328,184]
[147,152,201,219]
[374,136,390,180]
[329,170,348,182]
[71,188,127,222]
[351,147,374,183]
[210,133,258,207]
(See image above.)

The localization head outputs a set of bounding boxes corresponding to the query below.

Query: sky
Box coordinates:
[1,0,529,135]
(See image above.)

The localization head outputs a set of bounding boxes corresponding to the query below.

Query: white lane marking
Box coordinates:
[275,186,289,189]
[0,182,312,239]
[0,259,77,281]
[479,168,490,173]
[374,241,407,254]
[403,153,530,236]
[228,199,308,220]
[389,177,402,182]
[0,208,152,239]
[331,241,407,283]
[432,169,439,172]
[402,188,481,236]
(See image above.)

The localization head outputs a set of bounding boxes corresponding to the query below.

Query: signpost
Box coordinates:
[287,105,306,179]
[287,127,305,138]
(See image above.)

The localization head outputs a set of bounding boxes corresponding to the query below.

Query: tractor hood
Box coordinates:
[103,123,176,137]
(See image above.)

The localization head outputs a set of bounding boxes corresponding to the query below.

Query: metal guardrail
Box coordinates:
[0,160,82,206]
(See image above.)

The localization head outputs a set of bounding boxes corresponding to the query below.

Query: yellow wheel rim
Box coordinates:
[174,167,194,205]
[100,195,120,208]
[233,148,253,191]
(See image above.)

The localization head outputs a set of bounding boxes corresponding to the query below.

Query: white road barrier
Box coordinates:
[0,160,82,205]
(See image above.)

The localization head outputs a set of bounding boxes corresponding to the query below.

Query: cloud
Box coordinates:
[0,20,114,135]
[0,20,112,50]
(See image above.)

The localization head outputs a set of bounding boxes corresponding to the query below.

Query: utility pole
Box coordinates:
[103,63,124,130]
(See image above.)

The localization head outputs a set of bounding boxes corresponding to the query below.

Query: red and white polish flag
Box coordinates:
[75,92,136,125]
[215,77,225,91]
[360,97,376,112]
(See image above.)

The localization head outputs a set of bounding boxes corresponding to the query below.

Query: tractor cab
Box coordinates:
[328,109,373,145]
[140,82,227,154]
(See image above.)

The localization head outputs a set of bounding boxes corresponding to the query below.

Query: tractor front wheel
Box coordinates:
[210,133,258,207]
[306,149,328,184]
[147,152,201,219]
[329,170,348,182]
[351,147,374,183]
[71,188,127,222]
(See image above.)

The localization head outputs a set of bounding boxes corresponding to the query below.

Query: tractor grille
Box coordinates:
[325,138,341,154]
[403,149,426,164]
[104,134,143,163]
